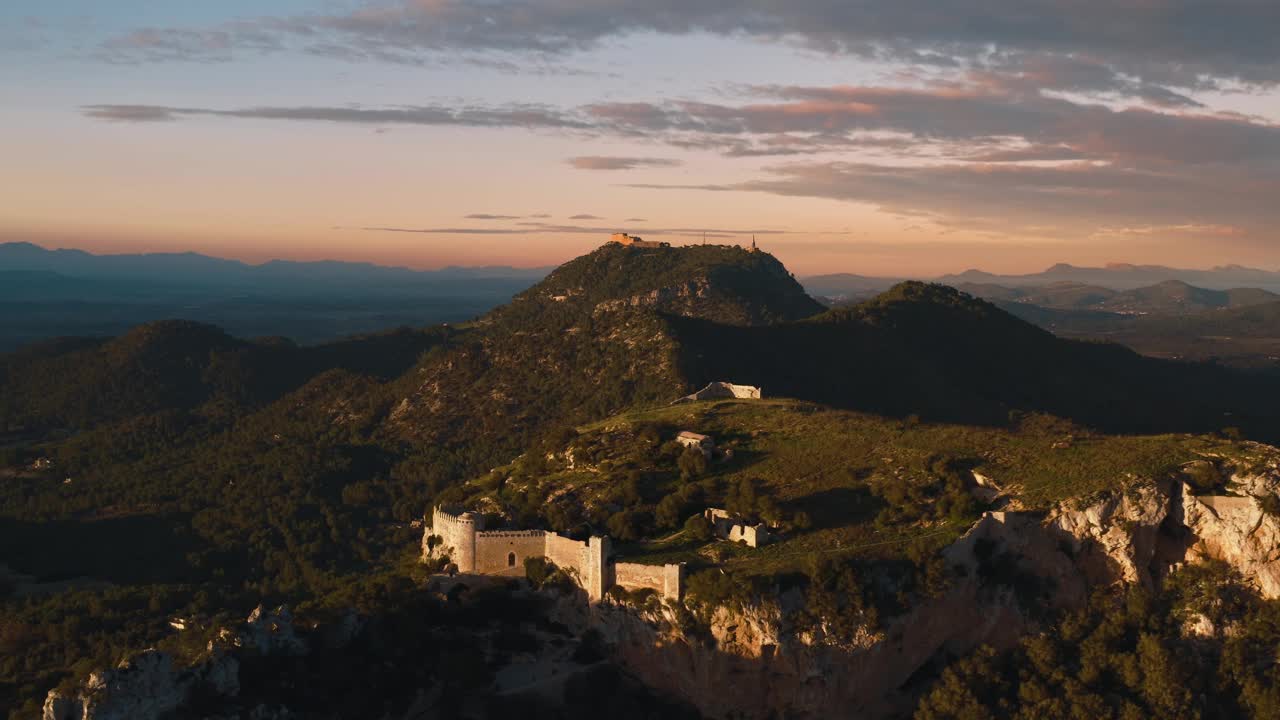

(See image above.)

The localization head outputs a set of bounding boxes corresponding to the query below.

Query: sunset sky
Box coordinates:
[3,1,1279,276]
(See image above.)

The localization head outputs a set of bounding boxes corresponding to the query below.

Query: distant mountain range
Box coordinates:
[0,242,552,350]
[954,279,1280,315]
[0,242,550,298]
[803,262,1280,300]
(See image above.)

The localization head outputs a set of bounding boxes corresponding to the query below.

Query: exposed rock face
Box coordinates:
[554,530,1031,720]
[592,278,714,317]
[1181,471,1280,597]
[1049,480,1178,589]
[1043,462,1280,599]
[42,650,238,720]
[577,459,1280,719]
[238,605,308,656]
[42,604,315,720]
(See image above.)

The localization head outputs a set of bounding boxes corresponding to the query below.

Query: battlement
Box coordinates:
[477,530,547,539]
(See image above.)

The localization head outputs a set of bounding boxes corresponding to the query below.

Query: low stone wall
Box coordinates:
[616,562,684,601]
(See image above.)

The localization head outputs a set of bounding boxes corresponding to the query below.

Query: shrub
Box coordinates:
[655,493,685,529]
[524,556,551,586]
[677,448,708,481]
[606,510,647,541]
[683,513,713,542]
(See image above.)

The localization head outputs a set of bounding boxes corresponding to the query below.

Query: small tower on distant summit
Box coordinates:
[749,235,759,253]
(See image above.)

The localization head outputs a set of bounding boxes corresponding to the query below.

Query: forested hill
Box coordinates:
[667,282,1280,440]
[489,243,824,328]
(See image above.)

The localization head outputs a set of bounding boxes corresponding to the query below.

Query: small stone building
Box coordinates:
[675,431,715,455]
[705,508,771,548]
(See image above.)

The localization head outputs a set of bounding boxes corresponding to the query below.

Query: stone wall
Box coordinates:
[705,508,770,548]
[728,524,769,547]
[427,507,681,602]
[545,533,588,578]
[614,563,685,601]
[475,531,547,576]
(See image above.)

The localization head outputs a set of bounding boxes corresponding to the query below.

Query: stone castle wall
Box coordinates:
[428,507,682,602]
[545,533,589,577]
[475,531,547,576]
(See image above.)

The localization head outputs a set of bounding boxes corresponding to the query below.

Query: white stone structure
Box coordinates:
[676,431,715,454]
[705,508,771,548]
[673,382,762,404]
[426,507,684,602]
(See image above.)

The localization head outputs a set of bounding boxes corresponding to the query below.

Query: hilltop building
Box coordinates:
[610,232,670,249]
[425,506,684,602]
[673,381,763,404]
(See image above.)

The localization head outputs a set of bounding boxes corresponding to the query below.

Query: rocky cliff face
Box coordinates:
[555,553,1028,719]
[42,605,307,720]
[560,455,1280,720]
[42,649,239,720]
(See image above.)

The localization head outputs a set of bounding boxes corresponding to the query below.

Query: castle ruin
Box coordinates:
[705,508,771,548]
[426,507,684,602]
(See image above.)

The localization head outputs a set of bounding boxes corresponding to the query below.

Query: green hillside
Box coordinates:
[441,398,1254,613]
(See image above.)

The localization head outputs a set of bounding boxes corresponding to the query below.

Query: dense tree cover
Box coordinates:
[915,564,1280,720]
[667,283,1280,441]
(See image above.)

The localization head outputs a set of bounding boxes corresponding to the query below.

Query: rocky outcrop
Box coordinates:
[592,279,714,317]
[548,527,1033,720]
[43,650,238,720]
[1181,470,1280,597]
[237,605,308,656]
[1048,480,1179,589]
[567,457,1280,719]
[42,604,317,720]
[1042,460,1280,599]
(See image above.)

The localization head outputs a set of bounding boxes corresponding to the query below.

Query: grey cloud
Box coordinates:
[569,214,604,220]
[590,87,1280,169]
[360,222,791,238]
[82,84,1280,173]
[82,104,181,122]
[465,213,523,220]
[631,160,1280,238]
[97,1,1280,90]
[80,103,589,130]
[568,156,683,170]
